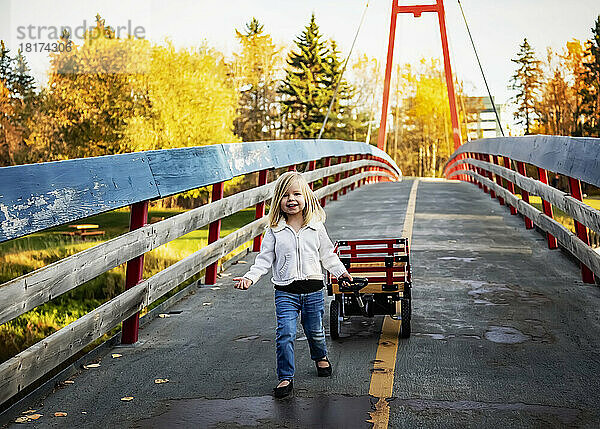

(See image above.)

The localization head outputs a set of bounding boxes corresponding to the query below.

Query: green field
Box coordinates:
[523,195,600,234]
[0,206,257,363]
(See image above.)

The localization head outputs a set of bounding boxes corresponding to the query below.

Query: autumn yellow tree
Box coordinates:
[350,54,380,144]
[124,42,238,152]
[0,43,36,166]
[231,18,282,142]
[389,59,473,177]
[26,16,149,161]
[534,40,586,136]
[25,14,238,166]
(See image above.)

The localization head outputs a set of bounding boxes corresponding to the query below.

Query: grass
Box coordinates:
[0,206,257,363]
[521,195,600,234]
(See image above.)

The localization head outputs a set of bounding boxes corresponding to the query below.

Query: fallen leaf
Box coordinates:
[81,411,87,414]
[64,380,75,384]
[83,363,100,369]
[54,412,67,417]
[121,396,134,401]
[154,378,169,384]
[111,353,122,359]
[158,313,170,318]
[21,409,36,414]
[210,286,221,290]
[15,416,28,423]
[238,260,247,264]
[26,414,43,420]
[202,302,212,306]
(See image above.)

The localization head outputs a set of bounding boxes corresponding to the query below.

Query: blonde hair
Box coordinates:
[268,171,326,228]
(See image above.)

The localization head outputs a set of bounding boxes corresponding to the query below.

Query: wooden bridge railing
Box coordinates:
[0,139,401,406]
[444,135,600,285]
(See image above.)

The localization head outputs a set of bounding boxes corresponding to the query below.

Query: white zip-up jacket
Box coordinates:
[243,218,348,286]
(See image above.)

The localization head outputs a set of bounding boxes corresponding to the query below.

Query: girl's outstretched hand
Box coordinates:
[339,272,353,287]
[233,277,252,290]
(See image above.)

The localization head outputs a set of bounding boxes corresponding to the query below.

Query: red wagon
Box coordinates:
[326,238,412,339]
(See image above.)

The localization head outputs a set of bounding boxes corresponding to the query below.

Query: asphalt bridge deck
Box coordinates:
[4,179,600,428]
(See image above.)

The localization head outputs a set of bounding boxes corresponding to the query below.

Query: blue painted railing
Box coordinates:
[0,140,399,243]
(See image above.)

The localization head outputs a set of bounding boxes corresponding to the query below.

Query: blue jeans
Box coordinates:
[274,289,327,381]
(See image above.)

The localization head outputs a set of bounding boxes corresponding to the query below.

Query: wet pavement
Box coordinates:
[3,178,600,428]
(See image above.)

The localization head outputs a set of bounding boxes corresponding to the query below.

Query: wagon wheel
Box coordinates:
[400,290,411,338]
[330,299,341,340]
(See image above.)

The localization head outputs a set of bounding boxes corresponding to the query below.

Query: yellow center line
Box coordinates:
[367,179,419,428]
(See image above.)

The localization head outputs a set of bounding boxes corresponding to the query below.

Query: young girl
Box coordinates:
[233,171,352,399]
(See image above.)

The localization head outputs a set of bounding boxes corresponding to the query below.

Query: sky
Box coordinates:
[1,0,599,132]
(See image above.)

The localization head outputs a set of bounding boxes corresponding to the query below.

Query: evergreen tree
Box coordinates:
[321,40,358,140]
[279,14,358,140]
[279,14,331,139]
[580,16,600,137]
[12,50,36,100]
[510,38,543,135]
[0,41,14,89]
[0,42,37,165]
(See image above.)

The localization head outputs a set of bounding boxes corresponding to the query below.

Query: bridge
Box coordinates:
[1,136,599,427]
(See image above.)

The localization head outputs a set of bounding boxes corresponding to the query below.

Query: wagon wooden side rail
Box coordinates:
[0,139,401,406]
[443,135,600,285]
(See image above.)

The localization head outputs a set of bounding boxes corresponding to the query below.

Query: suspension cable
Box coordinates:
[317,1,370,140]
[456,0,505,136]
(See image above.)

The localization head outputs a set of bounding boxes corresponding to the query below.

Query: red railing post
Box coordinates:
[469,152,476,184]
[537,168,558,249]
[205,181,224,285]
[371,156,376,184]
[503,157,518,215]
[360,154,365,186]
[347,155,354,193]
[361,155,367,186]
[253,170,269,251]
[333,156,343,201]
[483,154,496,199]
[307,160,316,190]
[515,161,534,229]
[568,177,596,284]
[491,155,505,206]
[121,200,149,344]
[457,153,464,182]
[478,154,489,194]
[350,155,362,191]
[288,165,296,172]
[474,153,483,189]
[320,157,332,207]
[466,152,473,184]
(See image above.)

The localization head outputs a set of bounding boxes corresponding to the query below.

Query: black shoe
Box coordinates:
[273,380,293,399]
[316,357,333,377]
